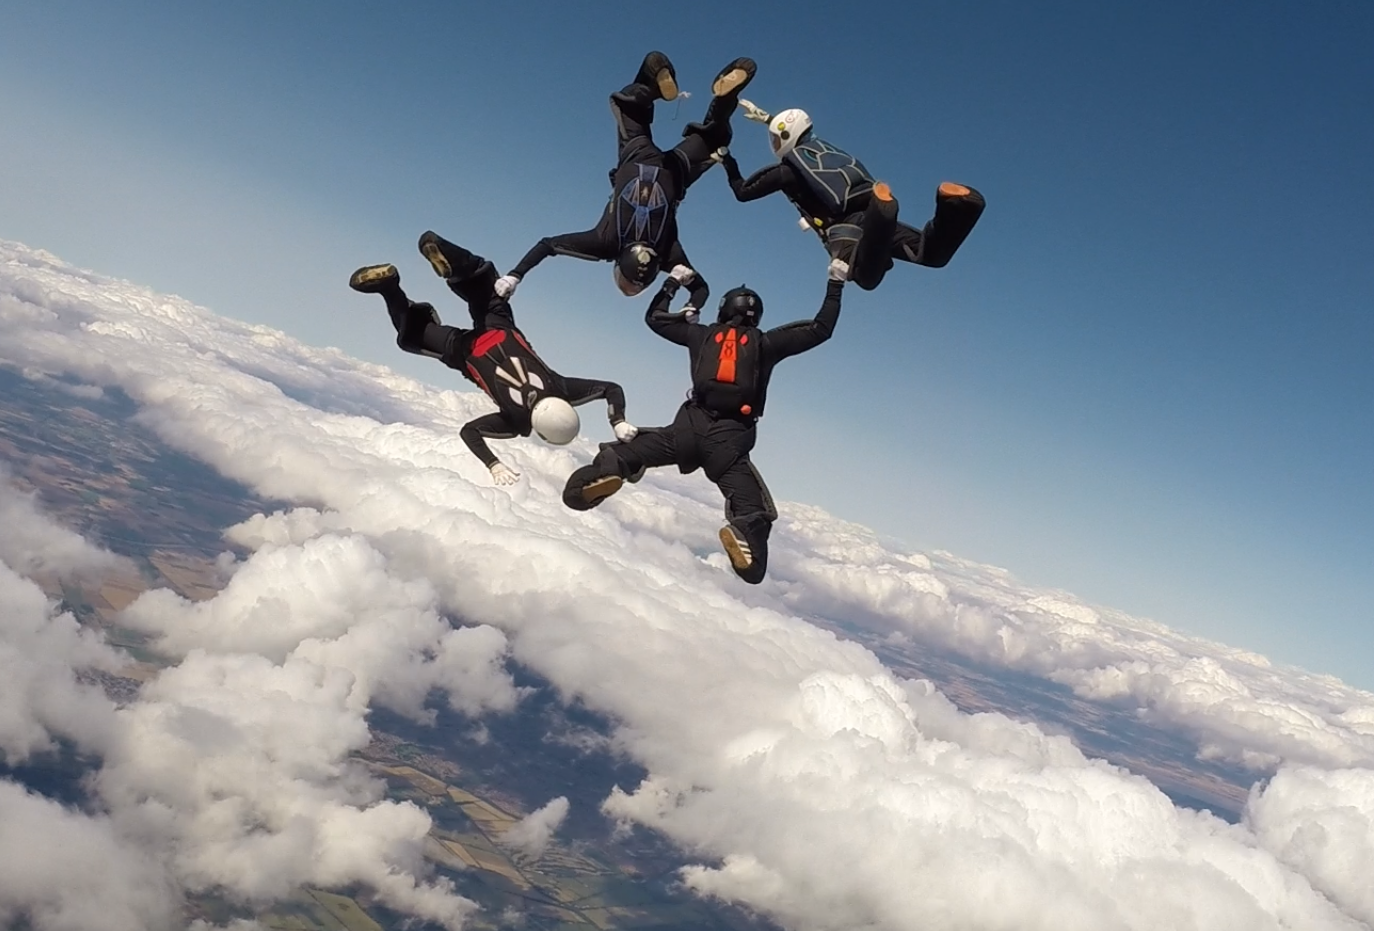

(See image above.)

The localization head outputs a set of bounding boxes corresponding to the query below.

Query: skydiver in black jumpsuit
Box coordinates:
[496,51,757,313]
[720,104,986,291]
[561,260,848,584]
[349,232,636,484]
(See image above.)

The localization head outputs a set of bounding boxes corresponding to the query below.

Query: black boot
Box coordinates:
[349,263,400,294]
[916,183,986,268]
[683,58,756,142]
[562,463,624,511]
[350,263,416,315]
[710,57,756,99]
[634,50,678,101]
[719,520,768,585]
[417,231,482,281]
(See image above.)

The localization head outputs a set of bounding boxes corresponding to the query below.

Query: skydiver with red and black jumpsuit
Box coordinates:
[495,51,757,313]
[719,103,986,291]
[349,232,636,485]
[561,260,848,584]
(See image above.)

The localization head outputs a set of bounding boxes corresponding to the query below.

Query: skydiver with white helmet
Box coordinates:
[496,51,757,314]
[561,258,849,584]
[349,232,637,485]
[719,101,986,291]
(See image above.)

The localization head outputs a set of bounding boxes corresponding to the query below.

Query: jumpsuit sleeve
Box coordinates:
[722,155,789,202]
[562,377,627,425]
[664,239,710,310]
[644,280,695,347]
[459,412,521,469]
[760,279,844,362]
[509,228,613,278]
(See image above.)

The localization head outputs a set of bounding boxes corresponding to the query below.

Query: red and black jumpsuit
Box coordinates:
[380,247,628,468]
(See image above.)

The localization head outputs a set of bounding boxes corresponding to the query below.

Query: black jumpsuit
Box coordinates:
[721,146,985,291]
[380,247,627,468]
[562,276,844,584]
[507,69,731,309]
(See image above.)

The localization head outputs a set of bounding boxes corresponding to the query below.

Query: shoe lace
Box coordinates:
[670,90,692,120]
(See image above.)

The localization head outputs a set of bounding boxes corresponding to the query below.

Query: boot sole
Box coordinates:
[349,264,399,292]
[938,181,973,199]
[656,69,679,102]
[712,68,751,97]
[420,241,452,278]
[718,527,753,571]
[582,475,624,505]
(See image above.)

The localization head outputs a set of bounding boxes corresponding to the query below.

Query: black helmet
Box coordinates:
[613,243,660,296]
[717,285,763,325]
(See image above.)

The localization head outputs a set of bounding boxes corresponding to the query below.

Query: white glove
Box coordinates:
[493,275,520,299]
[613,420,639,442]
[669,264,696,284]
[681,305,700,324]
[489,462,520,486]
[828,258,850,282]
[739,98,771,123]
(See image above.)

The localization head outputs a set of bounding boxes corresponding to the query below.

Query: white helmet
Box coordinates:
[769,108,813,159]
[530,397,580,445]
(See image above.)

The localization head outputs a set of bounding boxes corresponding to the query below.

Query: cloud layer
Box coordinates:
[3,239,1374,929]
[0,464,131,582]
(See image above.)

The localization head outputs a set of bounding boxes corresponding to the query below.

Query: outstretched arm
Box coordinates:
[508,228,613,279]
[761,279,845,362]
[562,376,628,426]
[721,154,789,203]
[458,412,520,470]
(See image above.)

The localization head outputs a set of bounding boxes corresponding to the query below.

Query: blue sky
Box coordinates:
[1,0,1371,685]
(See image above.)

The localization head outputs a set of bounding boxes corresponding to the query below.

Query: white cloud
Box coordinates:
[1247,766,1374,925]
[0,559,123,762]
[102,529,520,926]
[5,239,1374,929]
[0,779,178,931]
[500,796,569,860]
[0,484,183,929]
[97,643,482,928]
[771,532,1374,771]
[0,463,130,581]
